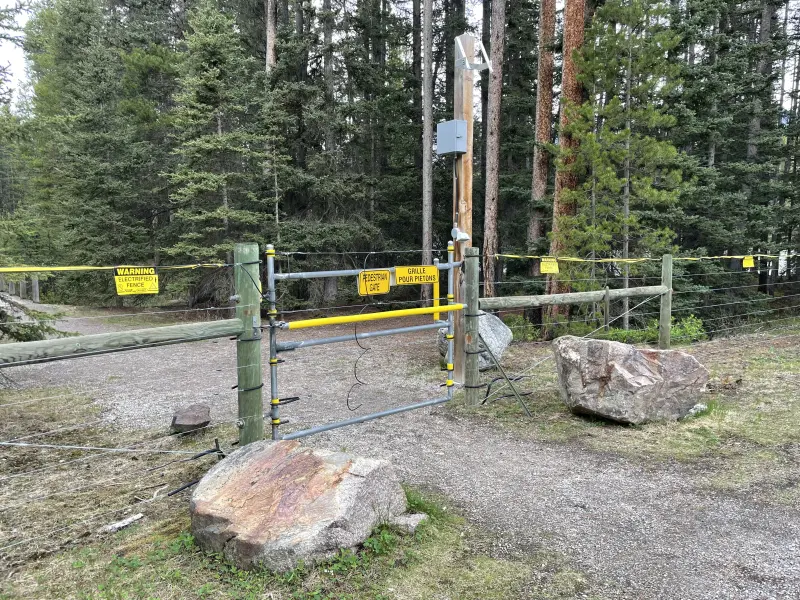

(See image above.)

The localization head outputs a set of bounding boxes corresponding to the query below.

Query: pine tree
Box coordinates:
[167,0,268,263]
[554,0,683,299]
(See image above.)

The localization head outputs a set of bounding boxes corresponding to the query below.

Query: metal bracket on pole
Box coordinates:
[455,37,492,73]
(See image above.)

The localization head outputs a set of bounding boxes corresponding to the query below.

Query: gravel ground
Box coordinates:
[5,305,800,599]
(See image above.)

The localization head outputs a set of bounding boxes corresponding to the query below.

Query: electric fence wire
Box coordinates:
[3,419,105,443]
[0,304,246,328]
[679,327,800,357]
[672,281,796,294]
[0,411,265,484]
[0,443,220,515]
[485,271,766,286]
[0,476,184,554]
[277,297,450,315]
[276,249,448,257]
[671,315,800,341]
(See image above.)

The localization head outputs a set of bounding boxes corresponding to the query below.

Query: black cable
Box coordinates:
[346,303,373,412]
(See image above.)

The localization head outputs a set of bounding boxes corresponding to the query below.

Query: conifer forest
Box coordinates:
[0,0,798,311]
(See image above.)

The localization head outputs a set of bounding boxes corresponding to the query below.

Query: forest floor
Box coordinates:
[1,302,799,599]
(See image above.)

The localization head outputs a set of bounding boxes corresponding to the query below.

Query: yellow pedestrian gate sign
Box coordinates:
[358,270,391,296]
[114,267,159,296]
[394,265,439,285]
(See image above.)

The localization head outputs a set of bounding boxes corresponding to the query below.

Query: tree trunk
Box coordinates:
[622,30,632,330]
[323,0,334,152]
[413,0,422,171]
[422,0,434,302]
[480,0,491,186]
[295,0,307,168]
[280,0,288,26]
[527,0,556,275]
[547,0,585,299]
[217,113,229,238]
[265,0,276,72]
[748,0,773,160]
[708,17,719,167]
[482,0,507,298]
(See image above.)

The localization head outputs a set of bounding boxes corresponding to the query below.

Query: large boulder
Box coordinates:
[552,336,709,424]
[438,311,512,371]
[190,440,407,572]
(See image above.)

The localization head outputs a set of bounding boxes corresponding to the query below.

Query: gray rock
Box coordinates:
[687,403,708,418]
[552,336,709,425]
[389,513,428,534]
[170,403,211,434]
[190,440,407,572]
[437,311,512,371]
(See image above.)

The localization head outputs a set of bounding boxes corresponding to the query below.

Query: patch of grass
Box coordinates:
[1,487,541,600]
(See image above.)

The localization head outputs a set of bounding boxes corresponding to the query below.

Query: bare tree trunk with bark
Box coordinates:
[422,0,434,302]
[527,0,556,276]
[622,32,632,329]
[482,0,507,297]
[480,0,491,186]
[548,0,585,300]
[323,0,334,152]
[413,0,422,171]
[265,0,276,72]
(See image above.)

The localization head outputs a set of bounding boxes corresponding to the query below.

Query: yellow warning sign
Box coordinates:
[395,265,439,285]
[540,257,559,274]
[742,255,755,268]
[114,267,159,296]
[358,270,390,296]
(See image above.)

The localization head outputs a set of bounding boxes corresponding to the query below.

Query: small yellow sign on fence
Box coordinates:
[358,270,391,296]
[395,265,439,285]
[742,255,755,268]
[114,267,159,296]
[540,257,559,274]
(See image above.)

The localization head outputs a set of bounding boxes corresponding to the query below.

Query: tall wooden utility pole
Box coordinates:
[453,33,474,383]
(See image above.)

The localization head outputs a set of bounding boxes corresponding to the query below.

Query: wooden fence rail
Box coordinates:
[0,319,244,367]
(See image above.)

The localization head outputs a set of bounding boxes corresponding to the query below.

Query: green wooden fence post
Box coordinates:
[659,254,673,350]
[464,247,481,406]
[234,243,264,445]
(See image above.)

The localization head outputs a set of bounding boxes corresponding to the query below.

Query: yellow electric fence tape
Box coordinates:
[357,270,391,296]
[496,253,780,265]
[114,267,159,296]
[0,263,225,274]
[395,265,439,285]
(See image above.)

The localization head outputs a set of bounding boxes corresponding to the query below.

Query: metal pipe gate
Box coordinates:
[266,241,462,440]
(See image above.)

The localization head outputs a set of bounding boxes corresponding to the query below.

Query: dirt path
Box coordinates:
[6,307,800,599]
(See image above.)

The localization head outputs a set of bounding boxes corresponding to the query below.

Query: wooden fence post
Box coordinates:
[31,276,40,303]
[659,254,672,350]
[464,247,480,406]
[234,243,264,446]
[603,286,610,332]
[19,278,27,300]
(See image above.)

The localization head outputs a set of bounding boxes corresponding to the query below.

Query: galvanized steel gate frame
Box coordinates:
[265,241,464,441]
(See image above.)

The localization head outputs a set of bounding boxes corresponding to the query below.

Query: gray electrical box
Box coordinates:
[436,120,467,155]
